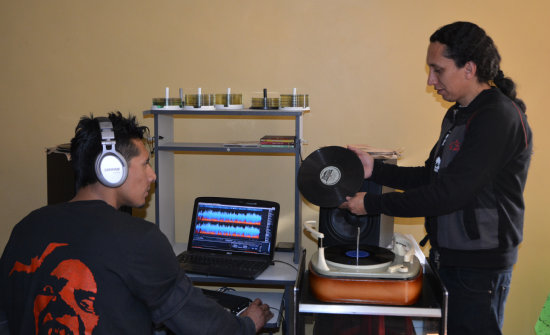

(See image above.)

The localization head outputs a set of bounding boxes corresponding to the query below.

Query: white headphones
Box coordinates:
[94,117,128,188]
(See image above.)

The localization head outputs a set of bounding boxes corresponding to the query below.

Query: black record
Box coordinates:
[298,146,364,208]
[324,244,395,267]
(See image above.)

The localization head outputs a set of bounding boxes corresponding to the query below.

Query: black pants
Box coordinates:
[437,265,513,335]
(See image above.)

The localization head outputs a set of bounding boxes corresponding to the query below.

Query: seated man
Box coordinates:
[0,112,272,334]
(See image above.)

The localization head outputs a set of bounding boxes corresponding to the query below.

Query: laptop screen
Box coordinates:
[187,197,279,257]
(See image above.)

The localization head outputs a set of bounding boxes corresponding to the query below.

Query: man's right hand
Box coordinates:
[348,146,374,179]
[240,298,273,333]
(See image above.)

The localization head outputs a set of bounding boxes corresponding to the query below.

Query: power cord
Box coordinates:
[272,260,298,272]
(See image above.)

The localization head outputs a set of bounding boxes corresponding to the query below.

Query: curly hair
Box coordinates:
[430,21,526,112]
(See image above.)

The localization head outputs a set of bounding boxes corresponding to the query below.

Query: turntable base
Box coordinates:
[308,262,423,305]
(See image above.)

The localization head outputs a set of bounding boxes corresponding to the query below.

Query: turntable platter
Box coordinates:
[324,244,395,270]
[309,248,421,280]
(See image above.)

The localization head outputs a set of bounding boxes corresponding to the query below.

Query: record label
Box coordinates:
[320,166,341,186]
[345,249,369,258]
[298,146,364,208]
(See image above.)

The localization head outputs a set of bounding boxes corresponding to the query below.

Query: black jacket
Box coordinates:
[364,88,533,268]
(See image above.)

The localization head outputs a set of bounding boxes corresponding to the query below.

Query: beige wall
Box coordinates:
[1,1,549,333]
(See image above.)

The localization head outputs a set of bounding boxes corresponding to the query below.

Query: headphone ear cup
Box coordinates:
[95,151,128,188]
[95,117,128,188]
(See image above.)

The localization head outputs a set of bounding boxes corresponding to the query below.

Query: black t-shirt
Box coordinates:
[0,200,254,334]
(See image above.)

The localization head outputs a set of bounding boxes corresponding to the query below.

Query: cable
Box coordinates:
[272,260,298,272]
[268,306,284,326]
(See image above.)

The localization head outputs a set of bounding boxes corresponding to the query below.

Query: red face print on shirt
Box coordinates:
[10,243,99,335]
[33,259,99,335]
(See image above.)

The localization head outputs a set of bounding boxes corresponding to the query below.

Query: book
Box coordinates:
[260,144,295,147]
[260,141,295,145]
[260,135,295,142]
[260,135,296,147]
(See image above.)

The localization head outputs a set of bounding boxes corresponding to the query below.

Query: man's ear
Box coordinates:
[463,61,477,79]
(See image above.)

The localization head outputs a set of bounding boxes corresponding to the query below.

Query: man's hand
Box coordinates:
[348,146,374,179]
[340,192,367,215]
[240,298,273,333]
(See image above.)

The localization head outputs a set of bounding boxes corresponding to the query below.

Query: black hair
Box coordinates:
[70,111,150,191]
[430,21,526,112]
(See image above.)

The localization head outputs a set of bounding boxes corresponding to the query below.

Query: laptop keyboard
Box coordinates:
[177,252,269,279]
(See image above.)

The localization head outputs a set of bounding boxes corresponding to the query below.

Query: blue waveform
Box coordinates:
[196,222,261,239]
[197,209,262,225]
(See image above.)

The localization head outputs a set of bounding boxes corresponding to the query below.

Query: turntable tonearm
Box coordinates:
[303,221,423,306]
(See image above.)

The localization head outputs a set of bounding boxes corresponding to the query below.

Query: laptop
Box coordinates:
[178,196,280,279]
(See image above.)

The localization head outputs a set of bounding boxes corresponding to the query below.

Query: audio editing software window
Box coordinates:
[190,202,277,255]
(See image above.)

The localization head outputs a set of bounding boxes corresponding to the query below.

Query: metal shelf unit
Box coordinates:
[143,108,306,263]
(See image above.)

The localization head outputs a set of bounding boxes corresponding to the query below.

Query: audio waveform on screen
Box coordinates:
[197,209,262,226]
[195,223,260,239]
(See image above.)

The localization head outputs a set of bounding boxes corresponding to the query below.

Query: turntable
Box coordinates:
[303,221,423,306]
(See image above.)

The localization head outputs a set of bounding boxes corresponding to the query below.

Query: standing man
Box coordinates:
[341,22,532,335]
[0,112,272,334]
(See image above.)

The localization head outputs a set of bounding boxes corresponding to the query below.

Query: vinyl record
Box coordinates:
[324,244,395,269]
[298,146,364,208]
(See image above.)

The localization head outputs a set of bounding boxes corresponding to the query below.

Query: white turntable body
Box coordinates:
[310,232,422,280]
[304,221,424,305]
